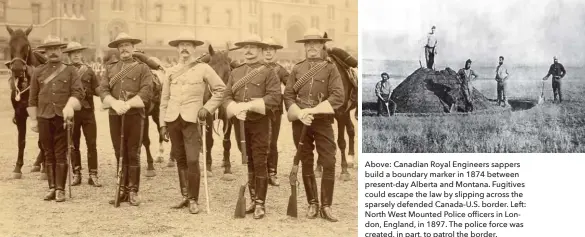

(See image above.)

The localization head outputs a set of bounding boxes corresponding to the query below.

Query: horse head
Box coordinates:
[206,44,238,84]
[6,25,34,78]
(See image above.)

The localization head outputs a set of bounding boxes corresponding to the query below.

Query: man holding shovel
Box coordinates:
[159,30,226,214]
[495,56,509,107]
[284,28,345,222]
[375,72,395,116]
[223,34,281,219]
[542,56,566,103]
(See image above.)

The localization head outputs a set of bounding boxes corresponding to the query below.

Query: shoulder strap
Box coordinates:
[108,62,139,88]
[293,61,328,92]
[77,65,89,80]
[169,61,199,82]
[43,64,67,84]
[231,65,266,92]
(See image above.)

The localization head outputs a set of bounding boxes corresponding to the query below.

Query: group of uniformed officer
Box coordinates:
[25,27,344,222]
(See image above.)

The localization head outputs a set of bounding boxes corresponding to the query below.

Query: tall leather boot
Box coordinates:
[71,166,82,186]
[187,170,200,214]
[171,168,188,209]
[320,178,338,222]
[253,176,268,219]
[128,166,141,206]
[55,163,67,202]
[88,169,102,187]
[302,174,320,219]
[43,164,56,201]
[245,172,256,214]
[109,166,129,205]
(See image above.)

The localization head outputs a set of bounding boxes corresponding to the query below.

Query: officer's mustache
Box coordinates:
[49,54,58,58]
[181,50,189,54]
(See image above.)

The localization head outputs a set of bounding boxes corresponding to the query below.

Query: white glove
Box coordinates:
[29,118,38,133]
[236,110,247,121]
[62,106,74,120]
[300,113,314,126]
[111,100,129,115]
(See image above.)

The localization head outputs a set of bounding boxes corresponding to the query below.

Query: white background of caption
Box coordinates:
[358,154,585,237]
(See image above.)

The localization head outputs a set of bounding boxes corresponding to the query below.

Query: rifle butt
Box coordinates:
[234,184,246,218]
[286,184,298,217]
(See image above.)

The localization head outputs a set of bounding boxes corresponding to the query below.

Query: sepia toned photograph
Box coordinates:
[361,0,585,153]
[0,0,358,236]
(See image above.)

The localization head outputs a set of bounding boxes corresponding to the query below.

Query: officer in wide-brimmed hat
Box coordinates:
[99,32,154,207]
[62,42,102,188]
[28,35,85,202]
[284,28,344,222]
[160,30,226,214]
[222,34,281,219]
[261,37,289,187]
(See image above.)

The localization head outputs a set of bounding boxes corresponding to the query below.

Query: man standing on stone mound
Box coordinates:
[456,59,478,112]
[424,26,438,69]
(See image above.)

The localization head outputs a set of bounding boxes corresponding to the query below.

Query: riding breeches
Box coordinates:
[71,108,98,173]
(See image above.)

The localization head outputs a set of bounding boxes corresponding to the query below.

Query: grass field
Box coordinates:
[0,77,358,237]
[362,60,585,153]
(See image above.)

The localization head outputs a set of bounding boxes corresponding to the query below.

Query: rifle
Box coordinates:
[287,125,307,218]
[234,119,247,218]
[114,91,128,207]
[200,120,211,213]
[65,118,74,198]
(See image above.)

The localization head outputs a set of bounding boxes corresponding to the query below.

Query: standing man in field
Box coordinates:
[100,33,153,206]
[424,26,438,69]
[262,37,290,187]
[375,72,395,116]
[457,59,478,112]
[542,56,566,103]
[223,35,281,219]
[63,42,102,187]
[159,31,226,214]
[284,28,345,222]
[28,35,85,202]
[495,56,509,107]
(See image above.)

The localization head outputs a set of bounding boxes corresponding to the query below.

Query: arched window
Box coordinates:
[179,5,187,23]
[226,9,232,26]
[203,7,210,24]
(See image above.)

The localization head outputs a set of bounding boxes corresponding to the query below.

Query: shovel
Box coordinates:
[538,80,545,104]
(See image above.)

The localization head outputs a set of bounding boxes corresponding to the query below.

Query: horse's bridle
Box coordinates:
[9,45,31,102]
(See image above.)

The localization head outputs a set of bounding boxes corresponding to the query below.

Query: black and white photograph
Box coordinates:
[0,0,358,236]
[361,0,585,153]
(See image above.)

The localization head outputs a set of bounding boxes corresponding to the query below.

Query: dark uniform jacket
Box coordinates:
[283,57,344,119]
[265,61,290,113]
[223,61,281,121]
[98,57,153,116]
[72,63,99,110]
[547,63,566,80]
[29,61,85,119]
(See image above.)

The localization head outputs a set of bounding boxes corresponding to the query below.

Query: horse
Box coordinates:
[200,44,238,180]
[317,46,358,181]
[5,25,48,179]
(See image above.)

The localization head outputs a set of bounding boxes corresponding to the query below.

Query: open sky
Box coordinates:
[361,0,585,67]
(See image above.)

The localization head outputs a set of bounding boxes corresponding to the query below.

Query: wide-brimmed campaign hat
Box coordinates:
[168,30,204,47]
[295,28,332,43]
[62,41,88,53]
[262,37,283,50]
[108,32,142,48]
[234,34,269,48]
[37,35,67,49]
